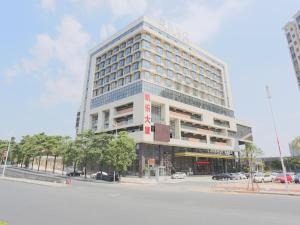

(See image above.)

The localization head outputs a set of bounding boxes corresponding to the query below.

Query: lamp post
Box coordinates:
[265,86,288,192]
[2,138,11,177]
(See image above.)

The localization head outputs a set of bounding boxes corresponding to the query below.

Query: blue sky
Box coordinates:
[0,0,299,156]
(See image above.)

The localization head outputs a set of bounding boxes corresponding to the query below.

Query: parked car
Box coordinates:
[294,174,300,183]
[96,172,119,182]
[66,170,83,177]
[171,172,186,179]
[229,173,241,180]
[236,172,247,179]
[270,172,279,181]
[91,171,108,179]
[253,173,273,183]
[287,172,295,182]
[212,173,234,180]
[274,173,293,183]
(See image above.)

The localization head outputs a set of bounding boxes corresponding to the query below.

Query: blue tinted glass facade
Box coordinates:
[90,81,234,117]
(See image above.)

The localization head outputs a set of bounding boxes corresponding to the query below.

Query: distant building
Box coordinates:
[284,10,300,90]
[76,17,252,176]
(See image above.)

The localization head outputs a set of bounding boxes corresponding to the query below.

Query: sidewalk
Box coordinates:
[0,176,67,187]
[120,176,185,184]
[211,180,300,196]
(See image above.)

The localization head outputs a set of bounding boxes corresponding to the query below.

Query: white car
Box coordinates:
[253,174,273,183]
[91,171,108,179]
[171,172,186,179]
[236,172,247,179]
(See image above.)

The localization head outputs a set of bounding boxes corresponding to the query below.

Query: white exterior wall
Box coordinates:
[284,10,300,90]
[77,16,251,154]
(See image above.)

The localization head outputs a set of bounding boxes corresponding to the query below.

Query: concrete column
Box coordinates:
[175,119,181,139]
[138,145,145,178]
[163,103,170,125]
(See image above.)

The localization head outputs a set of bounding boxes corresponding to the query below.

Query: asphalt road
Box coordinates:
[0,179,299,225]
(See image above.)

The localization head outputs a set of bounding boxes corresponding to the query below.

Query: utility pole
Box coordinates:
[265,86,288,192]
[2,138,11,177]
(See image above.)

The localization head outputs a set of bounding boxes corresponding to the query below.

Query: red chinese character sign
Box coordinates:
[144,93,151,135]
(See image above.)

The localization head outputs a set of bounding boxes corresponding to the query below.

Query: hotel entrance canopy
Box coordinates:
[175,152,235,159]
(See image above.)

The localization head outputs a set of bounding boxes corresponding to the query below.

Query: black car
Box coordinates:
[66,170,82,177]
[212,173,234,180]
[96,172,119,182]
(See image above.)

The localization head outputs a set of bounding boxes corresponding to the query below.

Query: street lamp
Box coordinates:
[265,86,288,192]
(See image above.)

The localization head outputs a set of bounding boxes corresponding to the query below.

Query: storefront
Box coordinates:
[135,143,237,177]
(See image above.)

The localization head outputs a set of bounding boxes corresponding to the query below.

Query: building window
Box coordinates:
[109,73,116,81]
[112,63,118,71]
[124,65,131,74]
[156,66,163,75]
[151,104,162,123]
[124,75,131,84]
[120,42,126,49]
[143,71,151,80]
[156,47,163,55]
[143,50,152,59]
[126,55,132,64]
[154,75,161,83]
[125,47,132,56]
[133,71,140,80]
[135,34,141,41]
[132,62,139,71]
[142,60,151,69]
[134,51,141,60]
[117,78,124,87]
[165,79,172,87]
[155,55,162,64]
[118,51,124,58]
[117,69,123,78]
[127,38,134,45]
[105,58,111,66]
[119,59,125,67]
[112,55,117,62]
[143,33,151,41]
[167,70,174,78]
[142,40,151,49]
[133,42,140,51]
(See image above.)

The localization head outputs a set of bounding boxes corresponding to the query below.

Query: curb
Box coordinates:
[213,189,300,196]
[0,176,67,187]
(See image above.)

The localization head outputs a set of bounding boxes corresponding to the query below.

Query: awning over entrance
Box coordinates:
[175,152,235,159]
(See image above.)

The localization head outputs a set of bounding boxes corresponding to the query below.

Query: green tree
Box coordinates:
[240,143,263,172]
[74,130,98,178]
[290,136,300,156]
[0,139,9,163]
[103,131,136,177]
[240,143,263,191]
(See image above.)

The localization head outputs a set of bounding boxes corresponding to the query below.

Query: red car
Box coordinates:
[274,173,293,183]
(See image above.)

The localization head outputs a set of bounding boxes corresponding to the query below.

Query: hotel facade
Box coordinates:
[76,17,253,176]
[284,10,300,90]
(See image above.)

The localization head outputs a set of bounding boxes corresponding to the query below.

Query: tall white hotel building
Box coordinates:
[76,17,252,176]
[284,10,300,90]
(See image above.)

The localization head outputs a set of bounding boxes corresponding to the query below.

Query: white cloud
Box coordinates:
[99,24,116,40]
[157,0,247,44]
[72,0,148,19]
[40,0,57,11]
[5,15,91,105]
[108,0,147,18]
